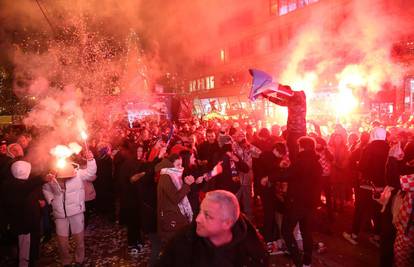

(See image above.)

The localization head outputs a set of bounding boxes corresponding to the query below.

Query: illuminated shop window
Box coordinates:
[220,49,226,62]
[269,0,319,16]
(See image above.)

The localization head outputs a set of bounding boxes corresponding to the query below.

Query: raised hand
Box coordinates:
[184,175,195,185]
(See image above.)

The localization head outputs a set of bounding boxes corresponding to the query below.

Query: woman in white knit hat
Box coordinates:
[2,160,52,267]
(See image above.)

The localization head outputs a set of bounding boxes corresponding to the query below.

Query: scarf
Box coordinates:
[398,175,414,235]
[161,167,193,222]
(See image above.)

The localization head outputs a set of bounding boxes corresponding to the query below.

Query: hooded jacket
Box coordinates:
[359,140,389,187]
[156,214,268,267]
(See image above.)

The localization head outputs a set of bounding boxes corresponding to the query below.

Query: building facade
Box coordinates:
[179,0,414,123]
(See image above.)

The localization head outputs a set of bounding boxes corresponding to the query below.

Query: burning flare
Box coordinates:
[50,143,82,169]
[80,130,88,140]
[56,158,67,169]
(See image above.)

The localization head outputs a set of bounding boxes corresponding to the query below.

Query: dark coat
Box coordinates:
[213,153,249,194]
[347,143,367,186]
[94,154,114,209]
[0,154,10,183]
[138,157,161,233]
[251,139,274,192]
[285,150,322,213]
[0,156,16,183]
[1,176,44,234]
[156,214,268,267]
[358,140,389,187]
[385,157,414,189]
[257,151,289,183]
[118,155,140,224]
[197,141,220,170]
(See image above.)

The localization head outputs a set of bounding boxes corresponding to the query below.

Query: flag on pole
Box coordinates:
[165,96,175,145]
[248,69,294,101]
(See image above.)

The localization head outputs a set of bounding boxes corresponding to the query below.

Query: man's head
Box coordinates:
[297,136,316,152]
[206,129,216,144]
[17,134,30,149]
[136,146,144,160]
[271,124,281,136]
[168,153,182,169]
[258,128,270,140]
[234,130,246,144]
[272,142,287,157]
[196,190,240,240]
[7,143,24,158]
[0,140,7,155]
[182,123,190,132]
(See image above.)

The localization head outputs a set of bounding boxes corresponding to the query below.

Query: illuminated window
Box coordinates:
[220,49,226,62]
[269,0,319,16]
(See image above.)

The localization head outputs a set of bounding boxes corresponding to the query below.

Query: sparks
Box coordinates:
[80,130,88,140]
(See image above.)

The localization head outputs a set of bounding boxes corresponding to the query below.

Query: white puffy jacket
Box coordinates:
[42,159,97,219]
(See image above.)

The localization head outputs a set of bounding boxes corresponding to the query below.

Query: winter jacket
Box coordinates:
[1,176,44,234]
[267,91,307,135]
[156,158,191,242]
[42,159,97,219]
[197,141,220,170]
[257,150,289,183]
[359,140,389,187]
[139,157,161,233]
[84,179,96,202]
[94,154,114,205]
[347,143,367,186]
[156,214,268,267]
[286,150,322,213]
[213,153,249,194]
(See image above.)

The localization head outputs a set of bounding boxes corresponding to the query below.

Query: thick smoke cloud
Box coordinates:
[0,0,411,169]
[0,0,248,171]
[278,0,410,94]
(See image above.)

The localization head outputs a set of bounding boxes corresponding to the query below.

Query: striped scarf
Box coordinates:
[161,167,193,222]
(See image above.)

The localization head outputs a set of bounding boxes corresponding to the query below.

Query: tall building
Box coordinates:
[179,0,414,123]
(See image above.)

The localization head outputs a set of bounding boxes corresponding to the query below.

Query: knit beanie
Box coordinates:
[11,160,31,180]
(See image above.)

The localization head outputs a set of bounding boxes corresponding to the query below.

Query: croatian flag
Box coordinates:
[248,69,293,101]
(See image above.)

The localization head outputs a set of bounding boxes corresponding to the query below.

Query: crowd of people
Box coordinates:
[0,113,413,267]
